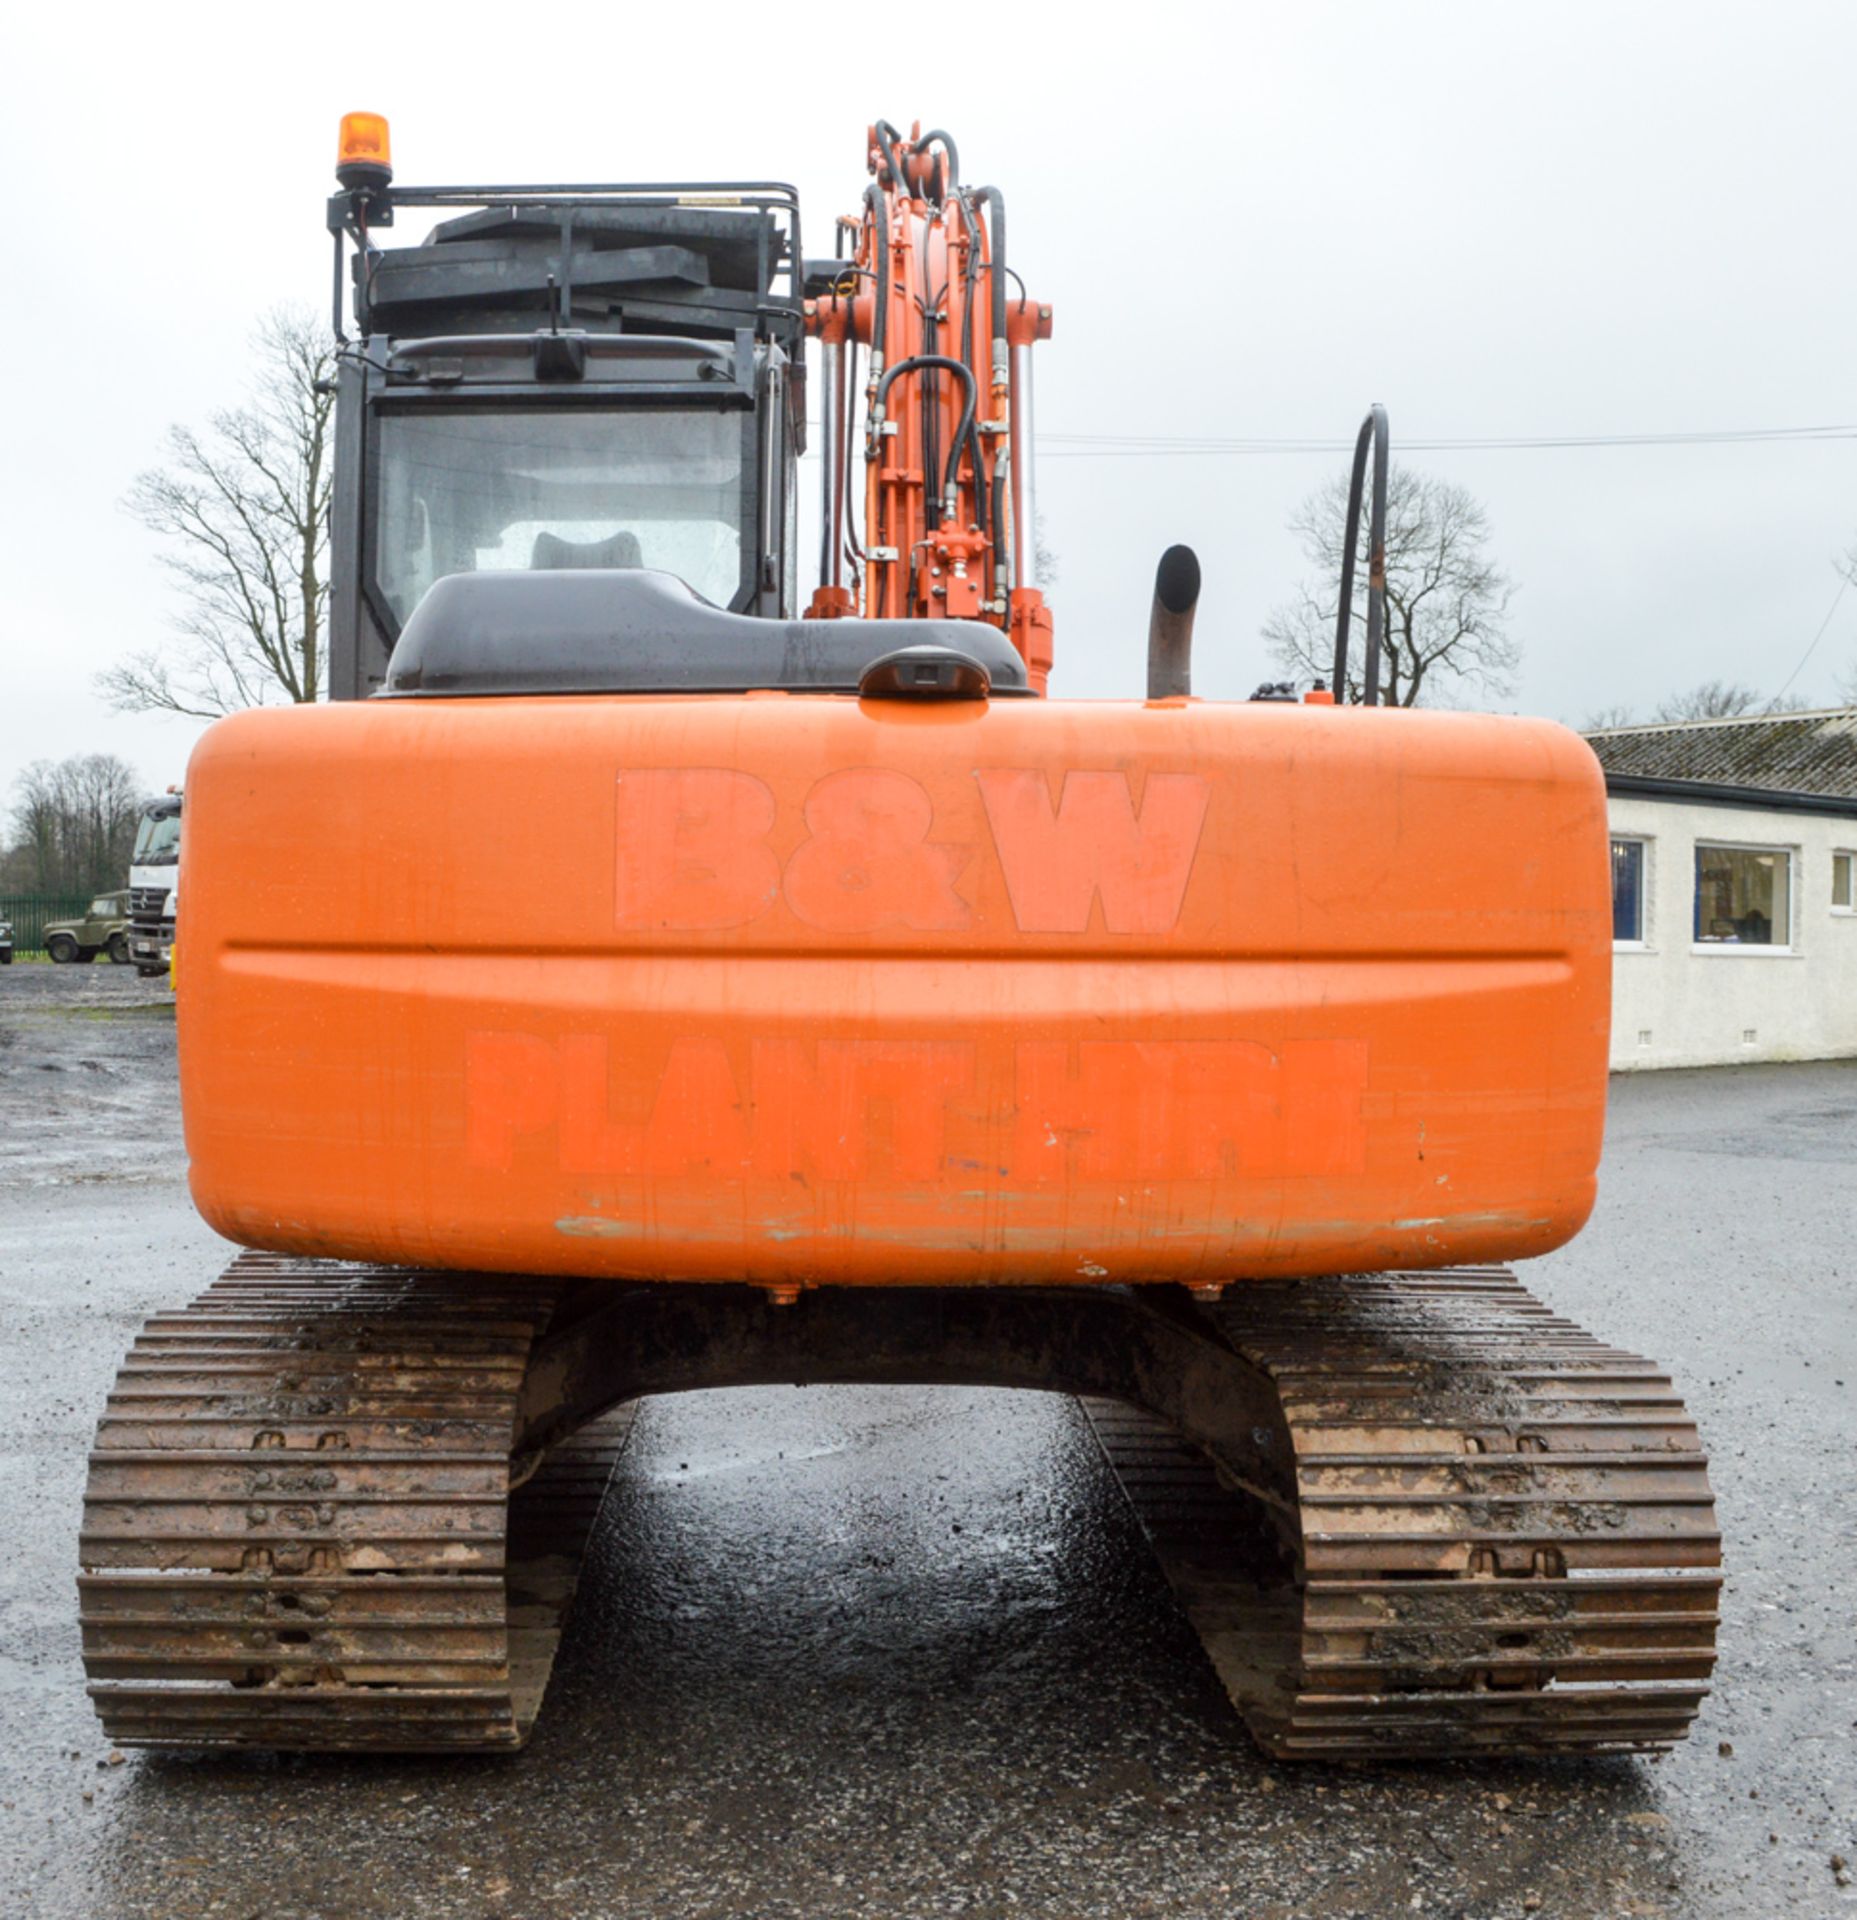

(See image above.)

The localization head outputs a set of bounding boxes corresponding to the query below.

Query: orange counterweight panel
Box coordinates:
[178,696,1611,1288]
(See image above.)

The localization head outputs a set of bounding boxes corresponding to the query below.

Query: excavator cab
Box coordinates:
[327,175,810,699]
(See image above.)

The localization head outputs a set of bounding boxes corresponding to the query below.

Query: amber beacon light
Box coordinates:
[336,111,393,190]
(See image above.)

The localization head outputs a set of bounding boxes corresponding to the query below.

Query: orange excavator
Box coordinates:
[76,116,1719,1760]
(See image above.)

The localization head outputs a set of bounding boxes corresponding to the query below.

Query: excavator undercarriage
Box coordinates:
[81,1254,1718,1759]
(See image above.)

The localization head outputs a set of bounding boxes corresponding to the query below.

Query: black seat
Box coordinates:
[530,529,643,570]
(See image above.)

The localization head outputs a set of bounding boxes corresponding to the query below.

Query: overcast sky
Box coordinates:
[5,0,1854,807]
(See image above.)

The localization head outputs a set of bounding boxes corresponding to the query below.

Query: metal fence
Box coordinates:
[0,895,95,956]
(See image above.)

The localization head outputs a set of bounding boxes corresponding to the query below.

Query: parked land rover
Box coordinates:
[44,892,133,965]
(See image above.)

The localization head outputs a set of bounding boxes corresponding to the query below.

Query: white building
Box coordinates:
[1585,708,1857,1071]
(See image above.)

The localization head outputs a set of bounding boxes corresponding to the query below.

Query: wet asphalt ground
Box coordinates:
[0,963,1851,1919]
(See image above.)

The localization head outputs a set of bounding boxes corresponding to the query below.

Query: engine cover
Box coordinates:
[179,695,1610,1287]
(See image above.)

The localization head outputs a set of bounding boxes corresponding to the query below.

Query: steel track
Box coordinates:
[1084,1268,1720,1759]
[80,1255,634,1751]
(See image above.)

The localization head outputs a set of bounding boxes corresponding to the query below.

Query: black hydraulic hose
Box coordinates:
[975,186,1008,362]
[873,355,978,510]
[922,265,988,538]
[918,127,961,197]
[874,120,908,195]
[1332,404,1389,703]
[864,185,889,366]
[948,189,978,366]
[921,241,944,529]
[948,189,987,541]
[922,308,941,529]
[974,188,1010,577]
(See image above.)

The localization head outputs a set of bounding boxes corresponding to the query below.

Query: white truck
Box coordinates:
[127,792,181,978]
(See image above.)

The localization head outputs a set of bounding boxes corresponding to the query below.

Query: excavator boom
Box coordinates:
[806,121,1052,687]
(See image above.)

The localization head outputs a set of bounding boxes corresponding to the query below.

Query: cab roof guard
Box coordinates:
[327,178,804,347]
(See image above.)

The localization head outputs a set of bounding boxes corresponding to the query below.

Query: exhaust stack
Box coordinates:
[1146,545,1201,699]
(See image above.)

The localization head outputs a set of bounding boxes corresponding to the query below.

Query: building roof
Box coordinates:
[1584,706,1857,805]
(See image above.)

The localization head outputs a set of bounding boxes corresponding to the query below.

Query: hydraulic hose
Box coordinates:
[976,187,1011,585]
[873,120,908,196]
[975,186,1008,373]
[873,355,978,516]
[918,128,961,198]
[862,184,890,369]
[949,191,988,541]
[921,303,941,528]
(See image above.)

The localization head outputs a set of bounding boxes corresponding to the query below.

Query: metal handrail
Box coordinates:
[329,179,805,344]
[1331,404,1389,704]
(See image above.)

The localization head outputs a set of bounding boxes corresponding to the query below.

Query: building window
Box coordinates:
[1693,844,1791,947]
[1611,838,1647,944]
[1834,850,1855,913]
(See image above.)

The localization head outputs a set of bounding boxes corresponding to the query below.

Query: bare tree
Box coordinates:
[1033,512,1060,590]
[1651,680,1762,723]
[1580,703,1640,732]
[101,307,334,719]
[1264,466,1519,706]
[7,755,144,894]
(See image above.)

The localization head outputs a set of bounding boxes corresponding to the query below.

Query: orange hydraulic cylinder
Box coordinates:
[178,697,1612,1293]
